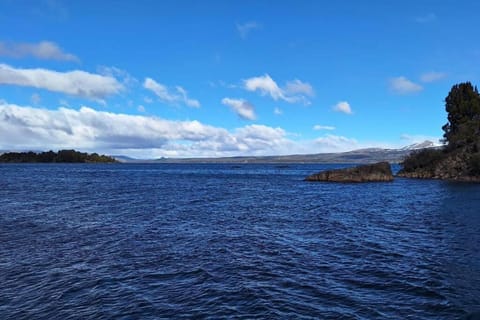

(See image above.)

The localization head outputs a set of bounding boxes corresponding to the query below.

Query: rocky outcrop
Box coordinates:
[397,151,480,182]
[305,162,394,183]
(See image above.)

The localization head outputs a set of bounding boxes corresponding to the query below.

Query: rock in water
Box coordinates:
[305,162,394,183]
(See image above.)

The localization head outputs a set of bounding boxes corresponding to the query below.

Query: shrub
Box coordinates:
[401,148,444,173]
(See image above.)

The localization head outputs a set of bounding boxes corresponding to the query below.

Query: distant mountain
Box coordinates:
[140,140,442,164]
[399,140,437,151]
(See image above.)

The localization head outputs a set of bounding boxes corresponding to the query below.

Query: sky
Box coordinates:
[0,0,479,158]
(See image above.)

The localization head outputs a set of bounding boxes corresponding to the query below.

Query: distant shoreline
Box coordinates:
[0,150,118,163]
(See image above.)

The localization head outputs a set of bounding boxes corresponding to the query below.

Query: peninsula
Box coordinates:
[398,82,480,181]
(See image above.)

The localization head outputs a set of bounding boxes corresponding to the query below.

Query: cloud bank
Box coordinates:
[0,102,294,158]
[0,101,403,157]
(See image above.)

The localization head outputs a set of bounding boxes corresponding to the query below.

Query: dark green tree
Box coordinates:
[442,82,480,151]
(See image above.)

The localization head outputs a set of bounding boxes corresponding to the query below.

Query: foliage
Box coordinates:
[442,82,480,151]
[400,148,444,173]
[468,153,480,176]
[0,150,117,163]
[400,82,480,178]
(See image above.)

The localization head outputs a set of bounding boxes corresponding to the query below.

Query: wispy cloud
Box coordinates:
[274,107,283,115]
[98,66,138,87]
[400,134,442,146]
[284,79,315,97]
[0,63,123,102]
[313,124,336,131]
[144,97,153,104]
[389,76,423,95]
[243,74,314,104]
[31,93,41,105]
[143,77,200,108]
[221,98,257,120]
[333,101,353,115]
[0,41,78,62]
[236,21,261,39]
[415,13,436,23]
[176,86,201,108]
[315,134,358,152]
[420,71,447,83]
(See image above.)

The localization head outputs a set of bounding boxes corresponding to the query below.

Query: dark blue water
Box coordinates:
[1,163,480,319]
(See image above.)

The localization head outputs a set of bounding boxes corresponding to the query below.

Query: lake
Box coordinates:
[1,163,479,319]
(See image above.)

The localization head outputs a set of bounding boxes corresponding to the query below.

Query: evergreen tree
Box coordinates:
[442,82,480,151]
[400,81,480,179]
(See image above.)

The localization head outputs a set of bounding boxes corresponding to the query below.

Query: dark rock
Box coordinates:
[397,150,480,182]
[305,162,394,183]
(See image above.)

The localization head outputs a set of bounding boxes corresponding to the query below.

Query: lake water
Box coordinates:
[1,163,479,319]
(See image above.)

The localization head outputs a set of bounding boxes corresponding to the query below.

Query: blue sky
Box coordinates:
[0,0,479,158]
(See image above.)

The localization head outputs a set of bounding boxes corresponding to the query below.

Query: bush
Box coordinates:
[401,148,444,173]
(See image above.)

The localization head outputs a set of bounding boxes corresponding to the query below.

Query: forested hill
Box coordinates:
[398,82,480,181]
[0,150,118,163]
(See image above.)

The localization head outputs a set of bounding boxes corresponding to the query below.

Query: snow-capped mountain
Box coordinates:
[399,140,440,151]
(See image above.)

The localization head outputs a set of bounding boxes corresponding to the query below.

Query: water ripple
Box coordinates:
[1,163,479,319]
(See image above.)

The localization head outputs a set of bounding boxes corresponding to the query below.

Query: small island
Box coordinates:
[0,149,118,163]
[398,82,480,181]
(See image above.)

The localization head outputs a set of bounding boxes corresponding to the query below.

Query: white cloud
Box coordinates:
[0,41,78,62]
[313,124,335,131]
[59,99,70,107]
[315,134,359,152]
[0,63,124,102]
[243,74,314,104]
[0,101,405,158]
[233,125,287,152]
[274,107,283,115]
[284,79,314,97]
[0,102,297,158]
[221,98,257,120]
[420,71,447,83]
[389,76,423,94]
[244,74,283,100]
[137,105,146,112]
[176,86,201,108]
[98,66,138,87]
[143,78,176,103]
[236,21,260,39]
[143,77,200,108]
[333,101,353,114]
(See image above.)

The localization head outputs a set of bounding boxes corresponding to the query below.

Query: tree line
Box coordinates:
[0,150,118,163]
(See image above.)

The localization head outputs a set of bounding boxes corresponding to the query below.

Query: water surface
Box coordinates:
[1,163,479,319]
